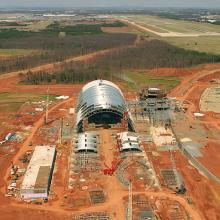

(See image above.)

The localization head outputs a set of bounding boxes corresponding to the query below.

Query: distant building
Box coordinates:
[20,146,56,200]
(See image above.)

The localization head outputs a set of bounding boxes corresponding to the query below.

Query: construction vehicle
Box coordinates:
[10,162,18,175]
[5,132,15,141]
[10,161,21,181]
[176,184,187,194]
[19,152,32,163]
[11,174,19,181]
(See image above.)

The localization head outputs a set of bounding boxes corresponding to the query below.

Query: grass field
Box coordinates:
[130,15,220,34]
[0,92,56,112]
[121,70,180,92]
[163,36,220,55]
[0,49,41,57]
[22,20,53,32]
[119,15,220,55]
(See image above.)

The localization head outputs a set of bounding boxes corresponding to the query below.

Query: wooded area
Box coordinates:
[0,21,134,73]
[22,39,220,84]
[0,33,136,73]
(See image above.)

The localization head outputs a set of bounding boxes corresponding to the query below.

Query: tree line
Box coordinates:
[0,33,136,74]
[21,39,220,84]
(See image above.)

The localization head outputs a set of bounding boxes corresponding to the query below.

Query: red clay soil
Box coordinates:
[0,56,11,61]
[150,64,220,78]
[198,142,220,178]
[180,68,220,121]
[0,98,75,207]
[174,151,220,220]
[0,154,15,188]
[169,64,220,98]
[152,63,220,220]
[150,67,193,77]
[145,144,213,219]
[197,71,220,82]
[171,63,220,172]
[0,74,82,96]
[185,83,208,112]
[0,205,71,220]
[0,98,75,220]
[0,54,220,220]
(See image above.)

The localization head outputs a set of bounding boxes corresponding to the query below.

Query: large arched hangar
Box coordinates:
[76,80,134,132]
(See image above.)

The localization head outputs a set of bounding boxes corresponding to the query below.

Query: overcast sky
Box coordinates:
[1,0,220,9]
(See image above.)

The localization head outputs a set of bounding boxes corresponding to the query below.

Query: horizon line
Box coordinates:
[1,6,220,10]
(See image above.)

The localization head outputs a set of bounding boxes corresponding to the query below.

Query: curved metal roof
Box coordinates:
[75,142,97,152]
[117,132,142,152]
[75,145,97,153]
[75,132,98,153]
[76,80,128,129]
[77,133,97,139]
[120,142,141,152]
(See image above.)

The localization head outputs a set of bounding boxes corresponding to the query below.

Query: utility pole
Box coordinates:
[127,180,133,220]
[60,117,64,142]
[45,87,49,125]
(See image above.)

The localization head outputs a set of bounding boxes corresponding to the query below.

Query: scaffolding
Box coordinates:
[127,97,174,126]
[89,189,105,204]
[72,152,101,173]
[74,212,110,220]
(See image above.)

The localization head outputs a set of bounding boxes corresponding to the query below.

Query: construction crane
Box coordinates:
[103,164,114,176]
[103,158,121,176]
[45,87,49,125]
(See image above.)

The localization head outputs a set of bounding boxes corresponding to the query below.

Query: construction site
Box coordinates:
[0,65,220,220]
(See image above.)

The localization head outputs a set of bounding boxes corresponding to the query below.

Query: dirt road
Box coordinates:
[169,66,220,98]
[98,130,126,219]
[169,65,220,131]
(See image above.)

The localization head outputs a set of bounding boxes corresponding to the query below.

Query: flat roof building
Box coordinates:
[20,146,56,200]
